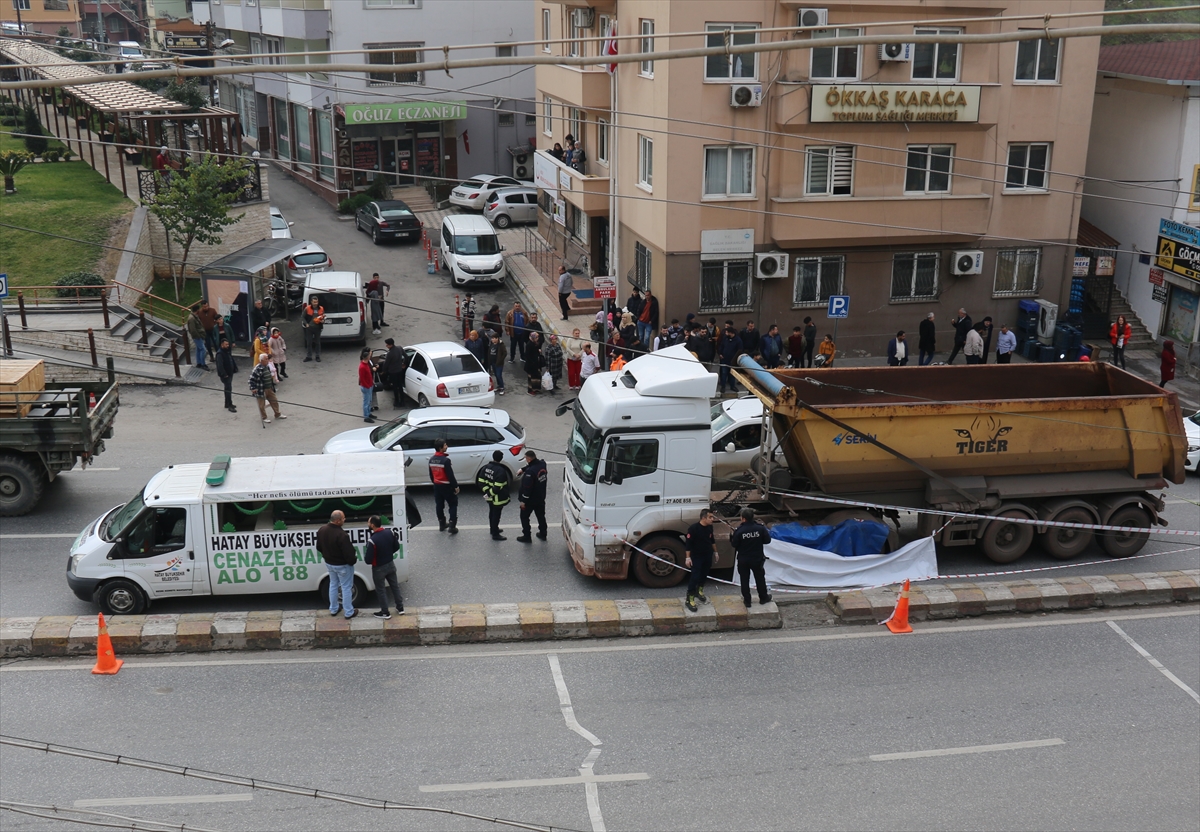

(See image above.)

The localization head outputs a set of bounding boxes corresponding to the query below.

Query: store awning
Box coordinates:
[197,239,312,276]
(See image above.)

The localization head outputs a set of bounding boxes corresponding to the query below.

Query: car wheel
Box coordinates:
[95,579,147,616]
[417,394,430,408]
[494,214,511,229]
[372,228,381,245]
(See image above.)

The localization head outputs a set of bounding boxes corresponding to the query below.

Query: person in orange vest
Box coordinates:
[303,296,325,362]
[609,353,626,372]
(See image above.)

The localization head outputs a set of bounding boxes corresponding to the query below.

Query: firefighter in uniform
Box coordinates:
[730,507,773,608]
[476,450,513,541]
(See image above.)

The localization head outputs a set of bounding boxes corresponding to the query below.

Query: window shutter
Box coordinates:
[832,147,853,194]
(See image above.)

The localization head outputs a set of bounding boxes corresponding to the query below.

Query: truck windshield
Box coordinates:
[567,410,604,484]
[102,488,146,540]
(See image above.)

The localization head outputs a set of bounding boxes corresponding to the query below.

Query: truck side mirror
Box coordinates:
[725,442,736,454]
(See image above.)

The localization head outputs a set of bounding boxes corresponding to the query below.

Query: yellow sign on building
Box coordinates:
[811,84,981,123]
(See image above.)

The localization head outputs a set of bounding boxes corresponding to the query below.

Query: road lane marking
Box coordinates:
[74,794,251,807]
[548,654,602,747]
[419,772,649,793]
[870,738,1064,761]
[1106,620,1200,704]
[61,467,121,473]
[4,609,1195,673]
[580,748,606,832]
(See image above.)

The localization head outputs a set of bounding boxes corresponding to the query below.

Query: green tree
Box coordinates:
[163,79,208,112]
[1103,0,1200,43]
[0,150,34,193]
[147,155,250,301]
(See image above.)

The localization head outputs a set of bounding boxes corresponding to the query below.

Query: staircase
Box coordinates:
[1107,291,1156,349]
[108,304,183,360]
[389,185,440,213]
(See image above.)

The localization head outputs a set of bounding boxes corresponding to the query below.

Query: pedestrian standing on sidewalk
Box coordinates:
[1160,339,1176,388]
[683,508,716,613]
[579,341,600,385]
[186,304,209,369]
[887,331,909,366]
[461,291,476,339]
[947,308,972,364]
[215,338,238,412]
[918,312,937,365]
[251,299,270,334]
[302,296,325,362]
[487,331,507,395]
[383,337,407,406]
[482,304,503,339]
[718,323,744,394]
[637,290,660,350]
[526,311,545,344]
[429,439,459,534]
[980,316,995,364]
[365,515,403,618]
[786,326,805,369]
[1110,315,1132,370]
[565,328,584,389]
[252,327,274,382]
[995,324,1017,364]
[198,299,221,355]
[557,265,574,321]
[317,510,357,619]
[525,331,545,395]
[358,349,376,423]
[365,273,391,330]
[476,450,513,541]
[730,508,772,608]
[268,327,288,379]
[760,324,783,368]
[964,324,986,365]
[505,302,527,363]
[516,450,548,543]
[464,328,487,367]
[545,334,564,391]
[249,354,285,426]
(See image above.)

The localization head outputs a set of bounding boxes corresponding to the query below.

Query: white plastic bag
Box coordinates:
[541,370,554,391]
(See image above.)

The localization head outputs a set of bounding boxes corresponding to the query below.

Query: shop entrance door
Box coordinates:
[381,137,415,186]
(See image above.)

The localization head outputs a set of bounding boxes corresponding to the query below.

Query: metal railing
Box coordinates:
[137,161,263,205]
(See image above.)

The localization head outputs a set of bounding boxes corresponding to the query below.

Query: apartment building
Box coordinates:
[2,0,83,38]
[535,0,1103,353]
[195,0,535,205]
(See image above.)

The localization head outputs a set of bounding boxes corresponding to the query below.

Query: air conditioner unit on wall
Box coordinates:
[755,253,788,279]
[798,8,828,28]
[731,84,763,108]
[1036,299,1058,342]
[952,250,984,276]
[509,146,530,179]
[878,42,913,62]
[571,7,595,29]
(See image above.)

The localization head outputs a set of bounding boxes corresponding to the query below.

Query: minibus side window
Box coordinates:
[123,507,188,557]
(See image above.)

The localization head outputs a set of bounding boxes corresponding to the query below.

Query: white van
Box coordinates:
[66,454,409,615]
[303,270,366,343]
[439,214,505,287]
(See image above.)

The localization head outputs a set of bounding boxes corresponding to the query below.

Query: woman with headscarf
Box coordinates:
[544,334,564,392]
[524,331,545,395]
[268,326,288,379]
[252,326,277,383]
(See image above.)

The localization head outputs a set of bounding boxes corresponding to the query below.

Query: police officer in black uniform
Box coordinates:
[730,507,773,608]
[516,450,548,543]
[684,508,716,612]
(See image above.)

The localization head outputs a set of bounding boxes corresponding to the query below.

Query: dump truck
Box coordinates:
[0,359,120,516]
[558,345,1186,587]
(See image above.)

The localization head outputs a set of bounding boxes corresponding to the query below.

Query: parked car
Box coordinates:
[1186,411,1199,474]
[322,407,526,486]
[282,241,332,284]
[482,187,539,228]
[270,207,294,239]
[355,199,423,245]
[438,214,505,287]
[711,396,783,485]
[449,175,534,210]
[403,341,495,408]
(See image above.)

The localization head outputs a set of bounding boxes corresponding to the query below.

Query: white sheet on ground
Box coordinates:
[763,536,938,589]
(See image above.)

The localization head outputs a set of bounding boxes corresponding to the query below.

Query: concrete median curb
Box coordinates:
[0,598,782,659]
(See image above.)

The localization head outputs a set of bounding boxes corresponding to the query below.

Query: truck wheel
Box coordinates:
[631,537,686,588]
[980,511,1034,564]
[821,509,900,552]
[94,579,147,616]
[1039,507,1095,560]
[1101,505,1152,558]
[0,454,44,517]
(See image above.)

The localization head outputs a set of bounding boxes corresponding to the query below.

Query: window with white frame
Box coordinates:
[793,256,844,306]
[250,35,263,64]
[366,42,423,85]
[912,28,960,80]
[543,96,553,135]
[638,134,653,189]
[805,145,853,196]
[705,24,758,80]
[265,37,282,66]
[597,14,612,68]
[542,8,551,52]
[568,10,586,57]
[568,204,589,244]
[639,19,654,76]
[568,107,584,141]
[703,145,755,197]
[12,0,30,9]
[597,118,609,163]
[701,260,752,311]
[1005,143,1050,190]
[811,28,860,81]
[905,145,953,193]
[993,249,1040,296]
[1015,36,1060,82]
[363,0,417,7]
[891,253,939,300]
[634,241,651,291]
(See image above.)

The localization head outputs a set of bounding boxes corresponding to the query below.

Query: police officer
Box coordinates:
[476,450,513,541]
[516,450,548,543]
[684,508,716,612]
[730,507,772,607]
[428,439,459,534]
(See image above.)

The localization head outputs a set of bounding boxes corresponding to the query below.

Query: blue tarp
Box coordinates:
[769,519,891,557]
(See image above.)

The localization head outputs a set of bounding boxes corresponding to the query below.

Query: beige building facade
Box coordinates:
[535,0,1102,355]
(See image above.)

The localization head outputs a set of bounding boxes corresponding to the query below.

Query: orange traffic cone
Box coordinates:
[883,580,914,634]
[91,613,123,675]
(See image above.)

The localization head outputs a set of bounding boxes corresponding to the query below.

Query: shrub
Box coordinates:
[336,193,373,215]
[42,150,61,163]
[365,175,389,200]
[55,271,106,298]
[0,116,17,127]
[22,106,48,156]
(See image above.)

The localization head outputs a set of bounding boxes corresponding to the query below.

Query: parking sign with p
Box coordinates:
[827,295,849,319]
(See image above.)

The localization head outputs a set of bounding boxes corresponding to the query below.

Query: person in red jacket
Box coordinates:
[1160,339,1176,389]
[1109,315,1132,369]
[428,439,459,534]
[358,348,377,423]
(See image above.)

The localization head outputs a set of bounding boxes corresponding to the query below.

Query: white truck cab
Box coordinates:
[67,453,408,615]
[562,345,717,587]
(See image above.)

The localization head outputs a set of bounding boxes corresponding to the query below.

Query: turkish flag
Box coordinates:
[462,130,470,154]
[604,20,619,74]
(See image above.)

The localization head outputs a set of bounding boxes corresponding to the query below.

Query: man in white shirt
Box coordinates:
[964,325,986,364]
[579,341,601,383]
[887,330,909,366]
[995,324,1018,364]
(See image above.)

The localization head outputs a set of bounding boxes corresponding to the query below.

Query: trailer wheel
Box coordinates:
[94,579,147,616]
[821,509,900,553]
[1100,505,1152,558]
[0,453,44,517]
[980,511,1034,564]
[1039,507,1095,560]
[631,537,686,588]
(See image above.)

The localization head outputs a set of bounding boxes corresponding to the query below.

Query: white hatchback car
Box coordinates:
[322,407,526,486]
[449,175,534,210]
[1186,411,1199,474]
[404,341,495,408]
[270,207,294,239]
[711,396,782,484]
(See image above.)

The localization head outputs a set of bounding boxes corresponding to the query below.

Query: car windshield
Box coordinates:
[432,354,484,377]
[318,293,358,314]
[292,252,327,266]
[453,234,501,256]
[711,403,736,435]
[568,410,604,484]
[102,488,146,540]
[371,414,409,448]
[380,208,413,218]
[270,215,288,230]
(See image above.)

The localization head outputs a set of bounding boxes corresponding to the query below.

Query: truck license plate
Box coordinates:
[458,385,479,394]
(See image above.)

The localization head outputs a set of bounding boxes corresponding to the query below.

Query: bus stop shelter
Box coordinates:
[197,239,309,344]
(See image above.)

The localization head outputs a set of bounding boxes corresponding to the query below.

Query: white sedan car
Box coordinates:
[404,341,495,408]
[323,407,525,485]
[711,396,782,484]
[1186,411,1199,474]
[449,175,534,210]
[270,207,294,239]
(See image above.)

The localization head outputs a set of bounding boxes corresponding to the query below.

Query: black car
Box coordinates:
[355,200,423,245]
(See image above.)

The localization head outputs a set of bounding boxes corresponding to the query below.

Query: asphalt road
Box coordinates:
[1,171,1197,618]
[1,608,1197,831]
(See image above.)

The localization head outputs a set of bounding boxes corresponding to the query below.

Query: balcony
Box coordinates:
[769,193,991,249]
[536,150,609,215]
[538,64,611,111]
[260,0,329,40]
